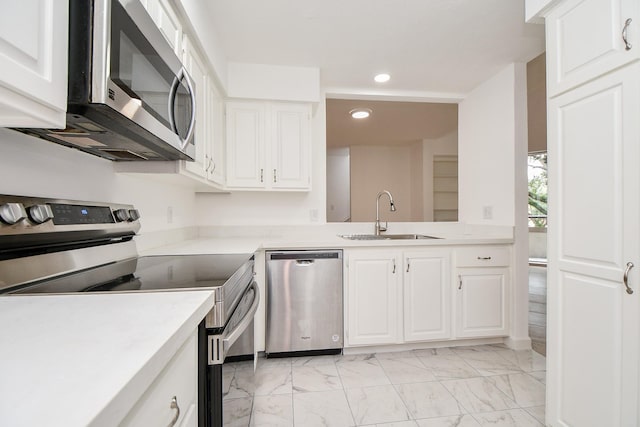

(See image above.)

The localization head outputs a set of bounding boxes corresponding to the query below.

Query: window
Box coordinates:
[528,152,547,228]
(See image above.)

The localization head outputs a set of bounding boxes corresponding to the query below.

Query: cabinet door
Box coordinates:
[403,251,451,342]
[0,0,67,127]
[121,332,198,426]
[346,251,400,346]
[270,104,311,189]
[182,37,209,179]
[144,0,182,55]
[455,268,508,338]
[226,101,266,188]
[546,0,639,97]
[547,63,640,427]
[207,83,225,185]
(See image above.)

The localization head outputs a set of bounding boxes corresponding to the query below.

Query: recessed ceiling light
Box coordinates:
[349,108,372,119]
[374,73,391,83]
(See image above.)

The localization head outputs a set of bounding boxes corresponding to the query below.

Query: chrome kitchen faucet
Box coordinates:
[375,190,396,235]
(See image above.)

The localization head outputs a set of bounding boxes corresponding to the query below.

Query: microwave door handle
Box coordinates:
[181,69,196,149]
[222,281,260,355]
[168,74,180,134]
[167,67,196,148]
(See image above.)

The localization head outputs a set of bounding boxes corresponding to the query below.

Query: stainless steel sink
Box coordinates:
[339,234,441,240]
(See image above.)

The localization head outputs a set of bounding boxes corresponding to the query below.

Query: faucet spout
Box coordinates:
[375,190,396,235]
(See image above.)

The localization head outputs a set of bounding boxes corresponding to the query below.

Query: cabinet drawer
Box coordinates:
[456,246,510,267]
[121,332,198,427]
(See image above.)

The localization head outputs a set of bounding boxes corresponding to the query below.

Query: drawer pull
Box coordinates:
[623,18,633,51]
[477,256,492,260]
[169,396,180,427]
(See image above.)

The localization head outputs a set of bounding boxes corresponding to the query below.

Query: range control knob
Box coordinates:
[113,208,131,222]
[0,203,27,225]
[27,204,54,224]
[128,209,140,221]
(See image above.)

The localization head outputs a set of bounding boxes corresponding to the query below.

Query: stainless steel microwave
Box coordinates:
[15,0,196,161]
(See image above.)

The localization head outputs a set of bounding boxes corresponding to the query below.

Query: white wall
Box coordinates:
[195,98,328,226]
[458,63,530,348]
[227,63,320,102]
[176,0,229,91]
[0,129,197,235]
[349,144,414,222]
[326,147,350,222]
[459,65,519,225]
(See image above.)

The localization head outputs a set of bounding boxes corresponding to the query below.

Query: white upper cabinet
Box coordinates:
[225,101,266,188]
[226,100,311,191]
[546,0,639,96]
[207,80,225,185]
[270,103,311,189]
[141,0,182,55]
[182,35,209,179]
[0,0,68,128]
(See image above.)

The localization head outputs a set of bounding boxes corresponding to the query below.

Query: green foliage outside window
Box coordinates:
[528,153,547,228]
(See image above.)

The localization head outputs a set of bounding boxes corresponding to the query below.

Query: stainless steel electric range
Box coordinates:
[0,194,257,427]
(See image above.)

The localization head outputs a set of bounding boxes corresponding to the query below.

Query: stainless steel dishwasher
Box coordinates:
[266,250,343,355]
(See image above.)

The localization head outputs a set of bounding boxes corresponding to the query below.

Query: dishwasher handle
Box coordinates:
[296,259,315,265]
[268,251,342,261]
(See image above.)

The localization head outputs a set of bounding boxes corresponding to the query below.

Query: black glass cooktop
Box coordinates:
[9,253,253,294]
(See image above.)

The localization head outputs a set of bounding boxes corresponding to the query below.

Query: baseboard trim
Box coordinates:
[505,336,532,350]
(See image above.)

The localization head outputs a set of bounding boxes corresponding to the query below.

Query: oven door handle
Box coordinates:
[222,281,260,355]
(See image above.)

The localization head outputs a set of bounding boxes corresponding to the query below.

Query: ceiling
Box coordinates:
[206,0,545,96]
[326,99,457,148]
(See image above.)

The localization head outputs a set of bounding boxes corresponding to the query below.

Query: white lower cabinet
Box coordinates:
[345,248,452,346]
[346,250,401,346]
[403,251,452,342]
[455,268,508,338]
[455,246,510,338]
[345,245,510,348]
[121,331,198,427]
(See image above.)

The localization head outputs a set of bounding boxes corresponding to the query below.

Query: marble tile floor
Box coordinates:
[223,344,547,427]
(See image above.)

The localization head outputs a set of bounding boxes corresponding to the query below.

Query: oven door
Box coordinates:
[203,281,259,427]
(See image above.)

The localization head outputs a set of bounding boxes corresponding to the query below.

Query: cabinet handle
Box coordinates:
[392,259,396,274]
[623,18,633,51]
[624,262,634,295]
[273,169,277,183]
[406,261,410,273]
[477,256,492,260]
[260,168,264,183]
[169,396,180,427]
[458,275,463,290]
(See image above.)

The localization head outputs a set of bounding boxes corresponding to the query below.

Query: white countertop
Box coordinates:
[0,291,214,427]
[140,227,513,256]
